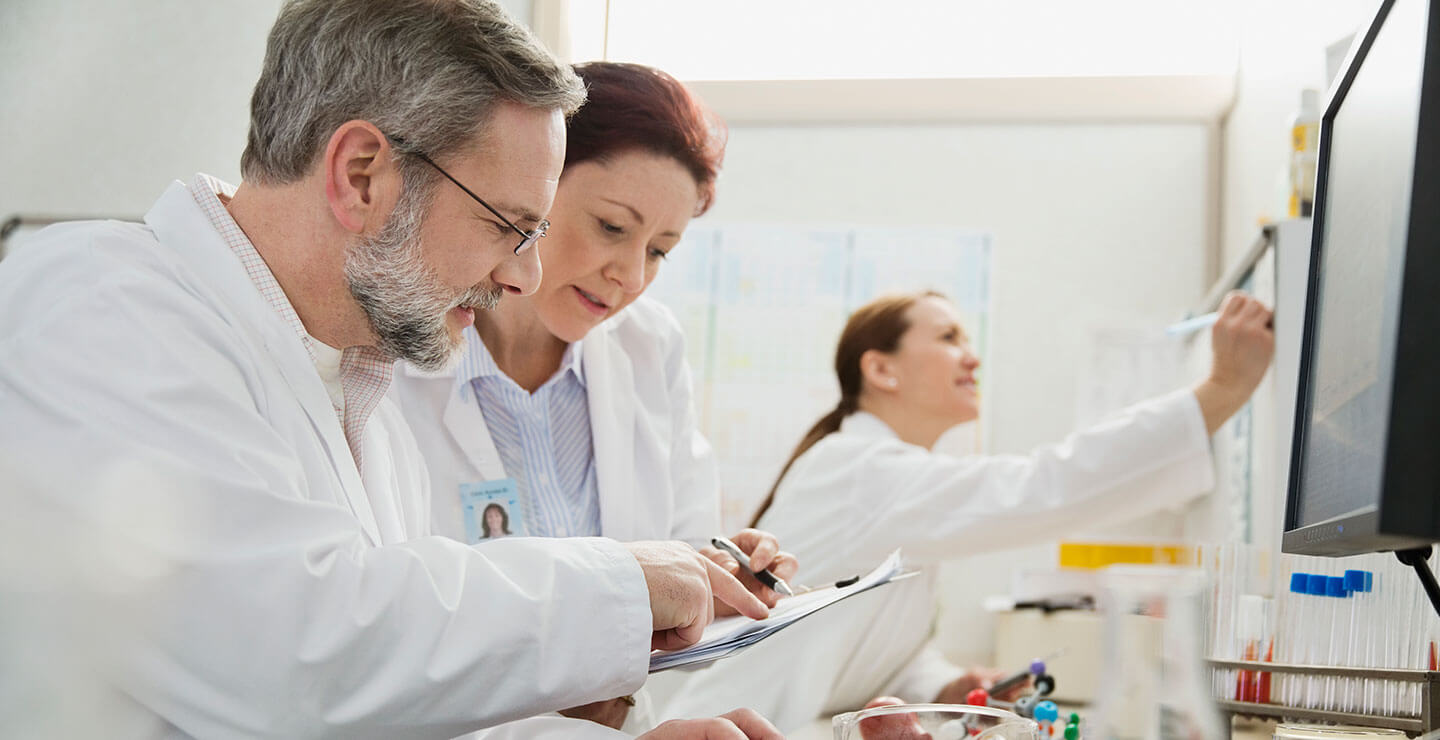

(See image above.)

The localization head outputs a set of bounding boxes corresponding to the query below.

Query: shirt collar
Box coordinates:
[187,172,317,363]
[458,325,586,390]
[839,410,900,440]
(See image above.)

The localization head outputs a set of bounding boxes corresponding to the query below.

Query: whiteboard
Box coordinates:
[646,223,993,530]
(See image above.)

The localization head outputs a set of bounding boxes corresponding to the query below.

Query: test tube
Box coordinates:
[1280,572,1308,708]
[1323,576,1349,710]
[1305,573,1331,709]
[1342,569,1368,713]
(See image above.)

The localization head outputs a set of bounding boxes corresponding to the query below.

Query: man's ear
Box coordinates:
[859,349,898,393]
[322,120,398,234]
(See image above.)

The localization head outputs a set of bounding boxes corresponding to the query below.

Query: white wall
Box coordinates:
[706,122,1212,665]
[1220,0,1382,268]
[0,0,533,222]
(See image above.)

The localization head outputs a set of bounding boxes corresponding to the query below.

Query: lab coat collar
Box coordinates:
[581,317,640,542]
[143,176,382,545]
[839,410,902,441]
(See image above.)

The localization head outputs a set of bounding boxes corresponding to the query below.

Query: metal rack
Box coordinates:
[1209,658,1440,735]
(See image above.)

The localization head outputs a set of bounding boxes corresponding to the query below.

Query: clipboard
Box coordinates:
[648,550,916,672]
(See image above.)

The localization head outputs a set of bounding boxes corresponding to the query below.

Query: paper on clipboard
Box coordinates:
[648,550,911,672]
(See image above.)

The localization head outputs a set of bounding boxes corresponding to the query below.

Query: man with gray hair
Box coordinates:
[0,1,780,738]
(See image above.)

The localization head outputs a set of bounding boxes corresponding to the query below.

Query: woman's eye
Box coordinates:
[648,247,669,261]
[489,220,511,236]
[600,220,624,235]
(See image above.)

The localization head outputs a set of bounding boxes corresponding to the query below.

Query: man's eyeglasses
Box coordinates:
[387,135,548,255]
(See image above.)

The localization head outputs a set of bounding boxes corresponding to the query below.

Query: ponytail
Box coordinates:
[745,290,946,530]
[749,396,856,528]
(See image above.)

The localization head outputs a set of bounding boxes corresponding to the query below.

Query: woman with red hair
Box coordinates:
[392,62,794,737]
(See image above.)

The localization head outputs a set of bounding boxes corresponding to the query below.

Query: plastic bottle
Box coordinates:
[1089,567,1225,739]
[1288,89,1321,218]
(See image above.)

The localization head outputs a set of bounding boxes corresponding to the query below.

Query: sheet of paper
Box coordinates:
[649,550,907,672]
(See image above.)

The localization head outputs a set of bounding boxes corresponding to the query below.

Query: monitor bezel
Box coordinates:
[1283,0,1440,556]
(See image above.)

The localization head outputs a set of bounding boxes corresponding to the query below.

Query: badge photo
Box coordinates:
[460,479,526,544]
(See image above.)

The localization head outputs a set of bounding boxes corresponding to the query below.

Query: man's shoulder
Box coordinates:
[1,218,188,294]
[0,218,237,345]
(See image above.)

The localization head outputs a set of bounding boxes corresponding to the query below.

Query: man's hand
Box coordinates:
[701,528,799,615]
[1194,291,1276,434]
[858,697,931,740]
[559,696,633,730]
[638,708,783,739]
[623,540,769,651]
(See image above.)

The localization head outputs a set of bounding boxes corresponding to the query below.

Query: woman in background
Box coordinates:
[655,289,1273,731]
[391,61,796,736]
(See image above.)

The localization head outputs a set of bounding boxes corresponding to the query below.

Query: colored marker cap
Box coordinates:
[1326,576,1348,598]
[1034,701,1059,723]
[1345,570,1365,592]
[1290,573,1310,593]
[1364,571,1374,592]
[1307,574,1329,595]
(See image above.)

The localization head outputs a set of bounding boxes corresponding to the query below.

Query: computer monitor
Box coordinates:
[1283,0,1440,556]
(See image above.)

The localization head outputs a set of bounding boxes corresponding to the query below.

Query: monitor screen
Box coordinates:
[1284,0,1440,555]
[1293,0,1426,529]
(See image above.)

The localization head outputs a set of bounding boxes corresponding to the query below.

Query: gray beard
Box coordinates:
[344,188,504,371]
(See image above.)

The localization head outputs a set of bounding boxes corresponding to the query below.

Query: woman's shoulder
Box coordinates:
[605,295,684,341]
[589,296,690,377]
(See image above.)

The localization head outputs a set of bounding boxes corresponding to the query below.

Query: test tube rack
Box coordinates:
[1208,658,1440,735]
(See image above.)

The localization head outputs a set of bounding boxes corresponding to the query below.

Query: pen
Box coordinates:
[711,536,795,597]
[1163,312,1220,337]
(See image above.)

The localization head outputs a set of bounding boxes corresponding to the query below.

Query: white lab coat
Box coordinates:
[391,295,721,550]
[0,180,653,739]
[651,388,1214,732]
[390,296,720,737]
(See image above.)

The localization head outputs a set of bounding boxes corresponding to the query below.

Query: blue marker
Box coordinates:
[1163,312,1220,337]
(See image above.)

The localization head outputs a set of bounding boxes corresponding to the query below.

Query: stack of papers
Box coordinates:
[649,550,907,672]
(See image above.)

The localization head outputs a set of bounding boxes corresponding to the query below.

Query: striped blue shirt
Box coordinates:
[456,326,602,538]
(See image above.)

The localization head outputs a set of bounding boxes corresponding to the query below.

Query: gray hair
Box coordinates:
[240,0,586,185]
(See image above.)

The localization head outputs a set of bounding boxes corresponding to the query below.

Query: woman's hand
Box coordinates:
[1194,291,1275,434]
[700,528,799,616]
[932,666,1029,704]
[857,697,932,740]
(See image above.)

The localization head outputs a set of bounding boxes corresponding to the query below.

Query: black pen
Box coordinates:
[711,536,795,597]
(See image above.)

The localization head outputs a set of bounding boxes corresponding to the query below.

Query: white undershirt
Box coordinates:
[308,334,346,417]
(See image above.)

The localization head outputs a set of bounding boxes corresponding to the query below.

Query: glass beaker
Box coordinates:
[1088,566,1226,740]
[832,703,1038,740]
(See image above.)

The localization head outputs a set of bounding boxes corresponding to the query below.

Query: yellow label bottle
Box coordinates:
[1289,89,1320,218]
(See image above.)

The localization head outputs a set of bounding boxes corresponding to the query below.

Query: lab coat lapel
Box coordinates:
[586,325,640,541]
[441,373,507,481]
[144,180,382,546]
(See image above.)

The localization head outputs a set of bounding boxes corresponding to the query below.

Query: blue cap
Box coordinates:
[1307,574,1329,595]
[1327,576,1348,597]
[1345,570,1366,592]
[1365,571,1374,592]
[1290,573,1310,593]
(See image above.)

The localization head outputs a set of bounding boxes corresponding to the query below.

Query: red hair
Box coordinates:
[568,62,727,216]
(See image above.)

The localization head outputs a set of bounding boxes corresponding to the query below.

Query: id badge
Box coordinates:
[460,479,525,544]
